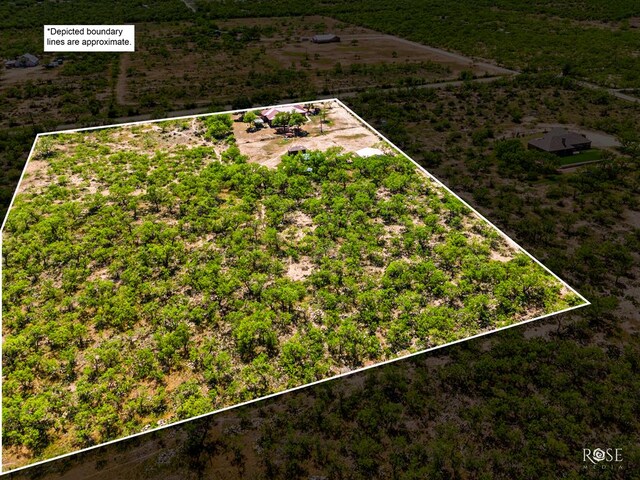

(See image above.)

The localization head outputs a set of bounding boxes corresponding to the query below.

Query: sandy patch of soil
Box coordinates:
[0,65,60,87]
[16,157,49,192]
[286,256,314,281]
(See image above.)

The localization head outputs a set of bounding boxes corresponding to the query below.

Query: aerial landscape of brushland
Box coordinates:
[1,100,582,468]
[4,14,500,133]
[5,76,639,480]
[198,0,640,89]
[6,330,639,480]
[0,0,195,221]
[0,9,504,224]
[345,76,640,355]
[1,0,640,477]
[3,0,640,221]
[116,16,506,110]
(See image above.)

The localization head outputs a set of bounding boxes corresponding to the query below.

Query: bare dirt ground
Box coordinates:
[340,34,515,75]
[116,54,131,106]
[218,16,513,77]
[575,80,640,105]
[215,16,510,76]
[16,157,49,192]
[259,32,507,76]
[0,65,60,86]
[233,100,386,168]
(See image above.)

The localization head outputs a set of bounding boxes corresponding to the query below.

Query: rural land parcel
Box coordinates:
[1,99,586,469]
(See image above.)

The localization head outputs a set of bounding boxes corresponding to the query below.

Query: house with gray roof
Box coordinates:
[528,127,591,156]
[5,53,39,69]
[18,53,39,67]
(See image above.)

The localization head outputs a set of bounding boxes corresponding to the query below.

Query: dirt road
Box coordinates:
[339,34,517,76]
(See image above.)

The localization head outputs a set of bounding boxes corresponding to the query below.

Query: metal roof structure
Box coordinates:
[260,105,306,121]
[356,147,385,158]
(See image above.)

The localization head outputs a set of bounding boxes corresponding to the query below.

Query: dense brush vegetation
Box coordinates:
[180,335,640,480]
[195,0,640,88]
[1,2,638,475]
[7,73,638,480]
[1,114,577,461]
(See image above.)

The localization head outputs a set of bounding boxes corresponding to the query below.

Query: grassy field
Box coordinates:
[557,149,603,166]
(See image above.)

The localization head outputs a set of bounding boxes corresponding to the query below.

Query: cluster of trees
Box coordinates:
[0,127,41,220]
[202,113,234,141]
[334,77,640,477]
[493,139,560,178]
[330,60,453,88]
[217,335,638,480]
[2,116,576,462]
[3,0,640,241]
[22,331,639,479]
[271,111,306,134]
[0,0,194,30]
[349,76,640,300]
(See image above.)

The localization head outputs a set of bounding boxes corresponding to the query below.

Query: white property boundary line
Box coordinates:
[337,98,589,304]
[0,98,590,475]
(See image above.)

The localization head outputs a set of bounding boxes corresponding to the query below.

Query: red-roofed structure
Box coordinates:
[260,105,306,122]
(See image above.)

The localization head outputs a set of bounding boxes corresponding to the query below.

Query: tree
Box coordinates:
[155,323,192,368]
[319,106,329,133]
[203,114,233,141]
[242,111,258,124]
[272,111,306,135]
[233,313,278,361]
[173,380,212,420]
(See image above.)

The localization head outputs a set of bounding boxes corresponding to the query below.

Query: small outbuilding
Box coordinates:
[311,34,340,44]
[528,128,591,156]
[5,54,39,69]
[287,145,307,155]
[18,53,39,67]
